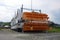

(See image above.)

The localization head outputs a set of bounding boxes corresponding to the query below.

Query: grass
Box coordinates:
[48,27,60,33]
[0,29,1,30]
[0,28,2,30]
[0,27,60,33]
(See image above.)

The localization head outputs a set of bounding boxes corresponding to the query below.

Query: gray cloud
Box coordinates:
[51,9,60,24]
[0,0,60,24]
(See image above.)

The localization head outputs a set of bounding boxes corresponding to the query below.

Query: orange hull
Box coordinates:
[23,22,49,31]
[22,12,49,32]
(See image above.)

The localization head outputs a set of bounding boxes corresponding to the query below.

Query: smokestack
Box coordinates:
[21,4,23,13]
[39,10,41,13]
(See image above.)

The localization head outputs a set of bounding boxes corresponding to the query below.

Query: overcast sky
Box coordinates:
[0,0,60,24]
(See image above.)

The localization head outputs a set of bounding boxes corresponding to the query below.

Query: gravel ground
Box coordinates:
[0,29,60,40]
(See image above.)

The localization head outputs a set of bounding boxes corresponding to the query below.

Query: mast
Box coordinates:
[31,0,32,11]
[31,0,33,29]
